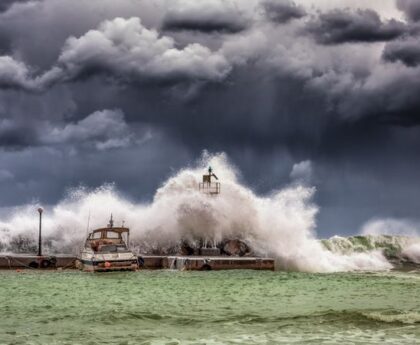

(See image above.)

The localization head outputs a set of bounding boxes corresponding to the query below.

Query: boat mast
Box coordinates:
[108,214,114,228]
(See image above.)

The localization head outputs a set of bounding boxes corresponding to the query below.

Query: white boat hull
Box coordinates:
[77,252,139,272]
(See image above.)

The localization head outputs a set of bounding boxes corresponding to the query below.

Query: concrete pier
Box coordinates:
[0,254,275,271]
[0,255,77,269]
[164,256,275,271]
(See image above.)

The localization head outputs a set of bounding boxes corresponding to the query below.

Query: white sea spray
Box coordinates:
[0,152,403,272]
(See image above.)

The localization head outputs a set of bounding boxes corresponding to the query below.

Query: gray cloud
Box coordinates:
[0,169,13,181]
[0,17,232,91]
[42,109,139,150]
[0,0,166,70]
[0,108,143,151]
[162,0,249,33]
[290,160,313,184]
[0,2,418,128]
[397,0,420,22]
[55,17,230,83]
[305,8,407,44]
[261,0,306,24]
[0,56,35,90]
[303,60,420,125]
[0,117,38,149]
[383,36,420,67]
[0,0,33,13]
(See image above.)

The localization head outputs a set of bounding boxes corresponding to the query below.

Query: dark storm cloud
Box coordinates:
[261,0,306,24]
[301,60,420,126]
[0,0,34,53]
[397,0,420,22]
[0,34,11,55]
[1,0,420,235]
[54,17,230,83]
[383,36,420,67]
[0,56,33,90]
[0,0,33,13]
[0,108,142,150]
[305,9,407,44]
[0,1,418,128]
[0,0,165,70]
[41,109,140,150]
[0,17,231,90]
[0,119,36,149]
[162,0,249,33]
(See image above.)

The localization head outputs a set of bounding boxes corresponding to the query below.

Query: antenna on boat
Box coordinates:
[125,221,130,248]
[108,214,114,228]
[86,210,91,238]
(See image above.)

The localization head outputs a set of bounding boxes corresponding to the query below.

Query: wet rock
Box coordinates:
[222,239,251,257]
[180,241,196,256]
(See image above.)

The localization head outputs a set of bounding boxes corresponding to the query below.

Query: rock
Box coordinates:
[180,241,195,256]
[222,239,250,257]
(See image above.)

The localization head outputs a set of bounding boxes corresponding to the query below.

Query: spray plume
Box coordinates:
[0,152,395,272]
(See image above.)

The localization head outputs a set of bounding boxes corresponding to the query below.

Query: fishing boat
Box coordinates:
[76,216,139,272]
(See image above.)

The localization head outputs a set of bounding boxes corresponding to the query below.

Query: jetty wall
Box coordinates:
[0,254,275,271]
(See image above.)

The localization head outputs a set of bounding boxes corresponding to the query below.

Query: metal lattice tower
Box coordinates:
[199,166,221,195]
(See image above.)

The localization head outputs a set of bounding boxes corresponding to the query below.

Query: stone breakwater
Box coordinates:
[0,254,275,271]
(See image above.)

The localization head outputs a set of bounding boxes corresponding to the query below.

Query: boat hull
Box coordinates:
[77,258,138,272]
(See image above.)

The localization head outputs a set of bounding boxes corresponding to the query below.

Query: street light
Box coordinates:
[37,207,43,257]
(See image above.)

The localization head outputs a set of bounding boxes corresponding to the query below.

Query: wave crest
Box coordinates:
[0,152,414,272]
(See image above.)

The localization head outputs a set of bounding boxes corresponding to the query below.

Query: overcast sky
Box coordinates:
[1,0,420,237]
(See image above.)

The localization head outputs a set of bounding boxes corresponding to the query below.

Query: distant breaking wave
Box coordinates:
[321,235,420,265]
[0,152,419,272]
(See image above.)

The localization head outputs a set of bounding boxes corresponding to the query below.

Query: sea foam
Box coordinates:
[0,152,413,272]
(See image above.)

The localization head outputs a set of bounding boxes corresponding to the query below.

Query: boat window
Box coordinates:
[98,244,128,253]
[116,245,129,253]
[91,232,102,239]
[106,231,120,239]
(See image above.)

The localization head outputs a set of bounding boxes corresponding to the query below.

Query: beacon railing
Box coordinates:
[199,182,221,195]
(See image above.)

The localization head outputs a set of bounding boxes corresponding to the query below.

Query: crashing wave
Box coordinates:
[0,152,416,272]
[321,235,420,264]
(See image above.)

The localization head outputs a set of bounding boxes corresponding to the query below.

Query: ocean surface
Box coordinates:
[0,269,419,344]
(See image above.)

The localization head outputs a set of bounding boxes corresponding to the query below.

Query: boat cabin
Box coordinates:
[85,226,131,253]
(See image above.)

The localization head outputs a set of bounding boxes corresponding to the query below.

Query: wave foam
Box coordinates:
[0,152,400,272]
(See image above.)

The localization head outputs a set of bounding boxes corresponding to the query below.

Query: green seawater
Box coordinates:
[0,270,419,344]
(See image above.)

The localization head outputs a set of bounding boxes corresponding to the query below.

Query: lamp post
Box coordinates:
[37,207,43,257]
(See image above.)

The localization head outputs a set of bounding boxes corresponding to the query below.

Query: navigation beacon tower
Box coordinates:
[199,166,220,195]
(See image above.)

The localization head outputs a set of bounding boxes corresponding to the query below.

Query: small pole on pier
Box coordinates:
[37,207,43,257]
